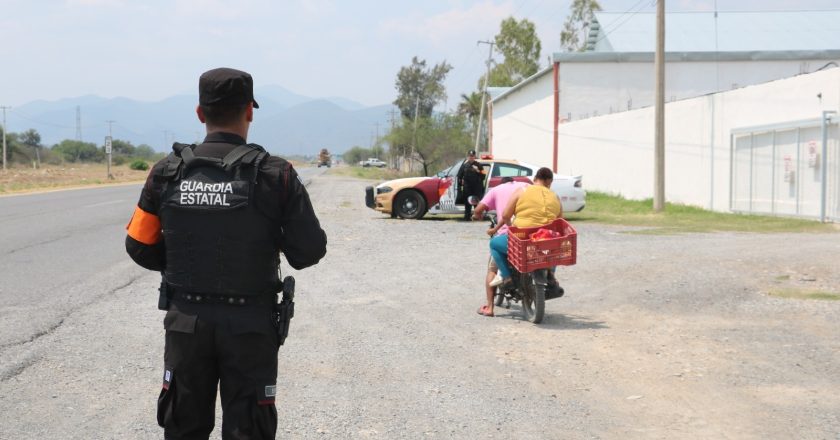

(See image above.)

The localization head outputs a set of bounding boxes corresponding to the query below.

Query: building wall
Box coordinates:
[558,59,830,121]
[490,61,840,217]
[490,72,554,167]
[554,68,840,216]
[491,57,836,163]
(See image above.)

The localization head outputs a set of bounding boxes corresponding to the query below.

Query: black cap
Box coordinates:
[199,67,260,109]
[467,149,476,156]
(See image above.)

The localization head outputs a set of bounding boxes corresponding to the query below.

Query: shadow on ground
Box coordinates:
[491,306,608,331]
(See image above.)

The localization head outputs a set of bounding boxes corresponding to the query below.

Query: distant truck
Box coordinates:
[318,148,332,168]
[361,158,387,168]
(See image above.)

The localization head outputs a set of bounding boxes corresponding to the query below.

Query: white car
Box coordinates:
[361,158,387,168]
[365,156,585,219]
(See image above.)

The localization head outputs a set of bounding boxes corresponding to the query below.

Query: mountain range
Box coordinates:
[8,85,396,156]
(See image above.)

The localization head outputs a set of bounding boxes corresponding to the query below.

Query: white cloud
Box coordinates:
[676,0,714,11]
[65,0,125,6]
[380,1,515,45]
[295,0,337,16]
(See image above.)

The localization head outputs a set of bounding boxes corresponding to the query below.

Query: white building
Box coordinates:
[490,10,840,174]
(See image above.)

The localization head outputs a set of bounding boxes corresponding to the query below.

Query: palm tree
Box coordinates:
[457,92,483,130]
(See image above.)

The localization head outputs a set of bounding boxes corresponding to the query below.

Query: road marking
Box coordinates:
[84,199,126,208]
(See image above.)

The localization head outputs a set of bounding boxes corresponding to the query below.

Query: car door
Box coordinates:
[487,162,533,188]
[435,159,463,213]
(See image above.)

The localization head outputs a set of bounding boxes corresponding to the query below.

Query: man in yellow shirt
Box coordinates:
[487,167,562,286]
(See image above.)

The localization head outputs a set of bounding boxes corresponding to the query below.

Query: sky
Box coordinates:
[2,0,839,111]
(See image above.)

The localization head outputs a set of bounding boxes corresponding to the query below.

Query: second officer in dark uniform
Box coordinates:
[125,67,327,439]
[457,149,485,220]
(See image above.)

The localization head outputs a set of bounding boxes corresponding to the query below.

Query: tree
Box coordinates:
[2,132,25,164]
[20,129,42,167]
[457,92,483,129]
[109,139,136,157]
[393,56,453,120]
[385,113,471,177]
[560,0,602,52]
[457,91,490,151]
[491,17,542,86]
[52,140,102,163]
[134,144,156,159]
[343,146,373,165]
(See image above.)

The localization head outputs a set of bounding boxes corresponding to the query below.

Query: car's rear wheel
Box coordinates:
[394,190,426,220]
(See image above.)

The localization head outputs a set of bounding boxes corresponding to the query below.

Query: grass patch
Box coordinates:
[774,275,791,281]
[564,191,835,233]
[768,288,840,301]
[326,166,418,181]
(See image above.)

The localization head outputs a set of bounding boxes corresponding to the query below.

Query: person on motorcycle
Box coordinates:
[471,176,529,317]
[487,167,563,289]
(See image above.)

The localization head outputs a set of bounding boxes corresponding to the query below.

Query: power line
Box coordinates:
[10,110,75,129]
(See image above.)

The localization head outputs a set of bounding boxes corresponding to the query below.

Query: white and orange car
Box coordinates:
[365,156,585,219]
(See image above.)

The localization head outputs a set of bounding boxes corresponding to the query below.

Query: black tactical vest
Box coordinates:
[156,143,279,296]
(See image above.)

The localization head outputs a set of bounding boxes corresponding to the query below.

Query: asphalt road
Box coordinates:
[0,167,323,378]
[0,169,838,440]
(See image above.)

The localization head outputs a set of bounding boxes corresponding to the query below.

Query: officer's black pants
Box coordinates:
[158,301,280,440]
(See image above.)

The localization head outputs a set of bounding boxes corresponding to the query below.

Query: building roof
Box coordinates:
[553,50,840,63]
[587,10,840,52]
[488,66,552,105]
[491,10,840,106]
[486,87,511,99]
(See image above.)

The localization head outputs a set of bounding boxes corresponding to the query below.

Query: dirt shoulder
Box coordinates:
[0,163,148,195]
[299,174,840,439]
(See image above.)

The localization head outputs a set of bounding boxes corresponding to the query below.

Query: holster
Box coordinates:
[273,276,296,346]
[157,277,170,311]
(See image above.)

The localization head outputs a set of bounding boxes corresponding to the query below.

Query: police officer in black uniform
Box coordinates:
[125,67,327,439]
[457,149,485,220]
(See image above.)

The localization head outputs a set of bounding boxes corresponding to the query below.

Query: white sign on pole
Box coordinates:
[105,136,112,154]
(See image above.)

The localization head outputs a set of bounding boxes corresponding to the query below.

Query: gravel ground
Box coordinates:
[1,173,838,439]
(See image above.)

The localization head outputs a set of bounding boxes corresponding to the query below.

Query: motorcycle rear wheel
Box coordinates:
[494,288,505,307]
[520,273,545,323]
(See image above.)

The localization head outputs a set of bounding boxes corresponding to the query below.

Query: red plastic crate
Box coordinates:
[507,218,577,273]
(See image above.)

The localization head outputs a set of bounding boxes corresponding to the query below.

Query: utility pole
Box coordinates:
[387,107,398,130]
[1,106,10,171]
[411,95,420,172]
[653,0,666,212]
[374,122,380,158]
[105,120,116,179]
[475,40,495,153]
[75,106,83,141]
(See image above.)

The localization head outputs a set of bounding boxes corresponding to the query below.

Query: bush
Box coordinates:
[129,160,149,171]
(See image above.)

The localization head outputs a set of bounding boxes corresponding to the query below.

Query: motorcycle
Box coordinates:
[474,197,575,324]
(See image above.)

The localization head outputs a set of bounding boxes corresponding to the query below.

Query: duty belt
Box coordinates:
[171,290,277,307]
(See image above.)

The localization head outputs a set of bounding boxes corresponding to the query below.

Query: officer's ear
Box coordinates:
[196,105,207,123]
[245,103,254,123]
